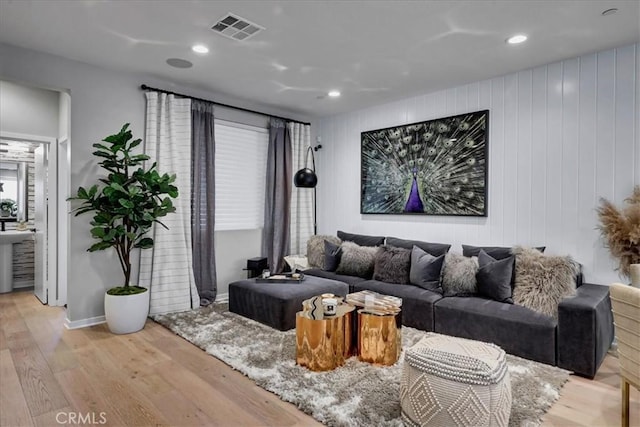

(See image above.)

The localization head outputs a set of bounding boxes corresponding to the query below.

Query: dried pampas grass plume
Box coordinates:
[597,185,640,279]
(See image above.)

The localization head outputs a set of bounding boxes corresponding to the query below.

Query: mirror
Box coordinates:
[0,161,28,221]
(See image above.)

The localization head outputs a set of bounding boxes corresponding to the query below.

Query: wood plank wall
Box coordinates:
[316,44,638,285]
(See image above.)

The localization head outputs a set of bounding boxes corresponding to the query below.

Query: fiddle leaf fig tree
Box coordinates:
[70,123,178,294]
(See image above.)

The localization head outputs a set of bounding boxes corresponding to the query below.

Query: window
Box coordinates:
[214,120,268,231]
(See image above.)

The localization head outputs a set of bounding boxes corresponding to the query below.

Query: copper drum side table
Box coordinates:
[296,296,355,371]
[346,291,403,366]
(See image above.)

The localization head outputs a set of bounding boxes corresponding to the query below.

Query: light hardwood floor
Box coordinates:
[1,290,638,427]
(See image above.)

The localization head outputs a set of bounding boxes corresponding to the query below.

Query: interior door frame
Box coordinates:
[0,131,68,306]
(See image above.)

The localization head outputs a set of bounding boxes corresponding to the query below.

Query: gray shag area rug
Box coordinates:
[152,304,570,427]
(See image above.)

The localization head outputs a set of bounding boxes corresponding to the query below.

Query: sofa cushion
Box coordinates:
[373,245,411,284]
[324,240,342,272]
[304,268,368,291]
[434,296,557,365]
[462,244,546,259]
[441,252,479,297]
[476,250,514,303]
[512,246,579,318]
[354,280,443,331]
[386,237,451,257]
[337,230,385,247]
[409,246,445,293]
[307,235,341,268]
[336,242,379,278]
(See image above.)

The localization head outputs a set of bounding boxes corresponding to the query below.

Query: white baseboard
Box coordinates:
[65,315,106,330]
[216,292,229,303]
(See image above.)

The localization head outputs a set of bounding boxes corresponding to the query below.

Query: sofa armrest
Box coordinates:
[557,284,614,378]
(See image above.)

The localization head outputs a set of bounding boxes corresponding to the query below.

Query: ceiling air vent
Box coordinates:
[211,13,264,41]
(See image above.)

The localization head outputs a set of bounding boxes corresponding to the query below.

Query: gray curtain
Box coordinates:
[191,100,216,305]
[262,118,292,273]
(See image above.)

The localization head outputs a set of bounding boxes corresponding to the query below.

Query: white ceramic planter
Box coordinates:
[630,264,640,288]
[104,287,150,334]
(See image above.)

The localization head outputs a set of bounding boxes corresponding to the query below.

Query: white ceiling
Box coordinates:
[0,1,638,119]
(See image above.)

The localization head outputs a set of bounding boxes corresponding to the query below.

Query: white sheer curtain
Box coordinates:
[139,92,200,314]
[289,122,313,255]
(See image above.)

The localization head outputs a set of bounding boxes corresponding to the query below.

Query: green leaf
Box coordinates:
[129,138,142,150]
[77,187,88,199]
[90,227,106,238]
[130,154,150,161]
[135,237,154,249]
[93,212,111,224]
[110,183,127,194]
[92,150,114,159]
[88,241,113,252]
[118,199,134,209]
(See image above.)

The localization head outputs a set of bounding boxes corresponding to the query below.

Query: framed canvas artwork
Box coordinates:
[361,110,488,216]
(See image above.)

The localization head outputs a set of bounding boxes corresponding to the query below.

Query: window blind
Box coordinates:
[214,120,268,231]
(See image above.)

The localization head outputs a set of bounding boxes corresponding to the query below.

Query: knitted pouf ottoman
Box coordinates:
[400,333,512,427]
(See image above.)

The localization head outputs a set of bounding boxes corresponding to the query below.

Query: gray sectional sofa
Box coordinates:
[305,231,614,379]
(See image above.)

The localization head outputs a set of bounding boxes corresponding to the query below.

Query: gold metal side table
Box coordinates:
[357,309,402,365]
[346,290,403,366]
[295,298,355,371]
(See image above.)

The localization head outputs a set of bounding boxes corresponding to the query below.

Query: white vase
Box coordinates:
[104,287,150,334]
[630,264,640,288]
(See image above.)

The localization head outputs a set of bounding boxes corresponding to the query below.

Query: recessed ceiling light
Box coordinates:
[166,58,193,69]
[602,8,618,16]
[328,90,341,98]
[192,44,209,54]
[506,34,527,45]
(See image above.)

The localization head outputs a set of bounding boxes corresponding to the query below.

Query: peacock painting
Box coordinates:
[361,110,488,216]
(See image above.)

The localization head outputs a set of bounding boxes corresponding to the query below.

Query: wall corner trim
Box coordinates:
[216,292,229,303]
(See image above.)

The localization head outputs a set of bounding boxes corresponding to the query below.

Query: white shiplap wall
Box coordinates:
[316,43,639,285]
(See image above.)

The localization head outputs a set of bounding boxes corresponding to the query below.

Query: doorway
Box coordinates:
[0,132,69,306]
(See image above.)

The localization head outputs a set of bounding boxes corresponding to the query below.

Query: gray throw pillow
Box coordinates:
[336,241,379,278]
[386,237,451,257]
[324,240,342,272]
[441,252,479,297]
[307,235,341,269]
[476,250,514,303]
[512,246,579,318]
[409,246,445,293]
[373,246,411,284]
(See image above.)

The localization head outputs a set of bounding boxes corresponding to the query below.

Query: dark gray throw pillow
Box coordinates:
[386,237,451,257]
[337,230,385,247]
[307,235,341,268]
[324,240,342,272]
[476,250,515,303]
[373,246,411,284]
[409,246,445,293]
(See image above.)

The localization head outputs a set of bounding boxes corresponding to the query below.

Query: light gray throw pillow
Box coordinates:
[441,252,479,297]
[336,241,379,278]
[512,246,579,318]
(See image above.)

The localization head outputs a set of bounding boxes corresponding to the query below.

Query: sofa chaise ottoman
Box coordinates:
[228,276,348,331]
